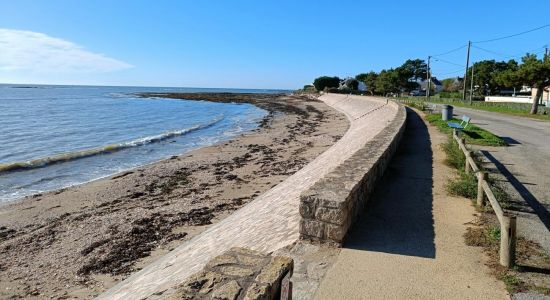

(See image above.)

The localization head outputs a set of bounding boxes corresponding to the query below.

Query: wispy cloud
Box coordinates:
[0,29,133,73]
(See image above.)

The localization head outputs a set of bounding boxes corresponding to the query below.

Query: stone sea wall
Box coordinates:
[299,102,407,245]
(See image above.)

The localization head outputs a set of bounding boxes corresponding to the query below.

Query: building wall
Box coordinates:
[531,87,550,102]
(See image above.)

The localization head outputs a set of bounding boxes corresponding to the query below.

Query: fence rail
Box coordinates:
[452,129,516,268]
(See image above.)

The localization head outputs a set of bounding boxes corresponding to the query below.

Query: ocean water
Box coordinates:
[0,84,281,203]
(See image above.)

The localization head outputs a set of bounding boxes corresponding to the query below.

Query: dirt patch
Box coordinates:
[464,212,550,295]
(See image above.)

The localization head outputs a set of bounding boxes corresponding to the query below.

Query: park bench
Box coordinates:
[448,115,471,130]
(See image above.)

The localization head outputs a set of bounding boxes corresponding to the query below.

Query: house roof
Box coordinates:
[421,77,442,86]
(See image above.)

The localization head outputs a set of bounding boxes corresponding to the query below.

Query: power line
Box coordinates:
[473,23,550,44]
[435,68,464,76]
[433,57,465,67]
[431,44,468,57]
[472,44,546,60]
[471,45,508,57]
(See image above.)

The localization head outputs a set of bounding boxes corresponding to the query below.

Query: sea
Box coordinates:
[0,84,285,203]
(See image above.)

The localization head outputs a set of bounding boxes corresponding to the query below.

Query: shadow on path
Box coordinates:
[481,150,550,232]
[344,108,435,258]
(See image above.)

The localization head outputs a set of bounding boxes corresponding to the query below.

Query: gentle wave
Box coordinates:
[0,115,224,173]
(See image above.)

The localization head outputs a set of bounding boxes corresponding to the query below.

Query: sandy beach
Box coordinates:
[0,93,348,299]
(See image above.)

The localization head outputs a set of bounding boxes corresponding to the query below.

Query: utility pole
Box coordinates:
[545,45,548,61]
[469,64,475,104]
[426,56,431,101]
[462,41,471,101]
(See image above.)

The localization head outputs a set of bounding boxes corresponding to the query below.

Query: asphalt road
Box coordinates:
[453,106,550,253]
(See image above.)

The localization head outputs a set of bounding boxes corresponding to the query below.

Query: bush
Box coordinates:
[442,135,465,169]
[447,172,477,199]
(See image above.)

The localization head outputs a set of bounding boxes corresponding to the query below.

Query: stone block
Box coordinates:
[206,254,238,269]
[255,256,293,286]
[299,199,316,219]
[179,271,226,295]
[236,253,268,267]
[299,219,324,239]
[211,280,241,300]
[325,223,347,243]
[243,282,271,300]
[218,265,255,277]
[315,207,347,225]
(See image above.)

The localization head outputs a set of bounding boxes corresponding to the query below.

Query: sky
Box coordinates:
[0,0,549,90]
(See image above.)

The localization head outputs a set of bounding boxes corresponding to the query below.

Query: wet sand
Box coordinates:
[0,93,348,299]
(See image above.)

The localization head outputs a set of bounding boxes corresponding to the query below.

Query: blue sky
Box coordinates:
[1,0,549,89]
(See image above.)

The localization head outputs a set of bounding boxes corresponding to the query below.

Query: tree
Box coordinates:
[374,69,400,96]
[469,59,518,95]
[341,78,359,90]
[497,54,550,114]
[392,59,428,92]
[355,72,378,94]
[441,77,462,92]
[398,59,428,82]
[313,76,341,91]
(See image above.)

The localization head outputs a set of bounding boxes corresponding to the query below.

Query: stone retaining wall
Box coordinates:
[299,103,407,245]
[168,247,293,300]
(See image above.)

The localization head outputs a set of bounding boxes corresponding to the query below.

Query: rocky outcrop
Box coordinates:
[299,103,407,245]
[169,247,293,300]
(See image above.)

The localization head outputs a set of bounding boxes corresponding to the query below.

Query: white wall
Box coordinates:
[485,96,533,104]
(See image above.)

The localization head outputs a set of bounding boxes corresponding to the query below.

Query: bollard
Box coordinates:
[500,215,517,268]
[477,172,487,207]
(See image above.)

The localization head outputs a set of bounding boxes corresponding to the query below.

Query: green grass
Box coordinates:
[399,97,550,121]
[441,136,466,169]
[441,132,510,204]
[425,113,507,146]
[446,172,478,199]
[500,274,523,293]
[488,227,501,243]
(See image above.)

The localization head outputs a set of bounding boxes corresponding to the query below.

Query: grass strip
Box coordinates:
[399,97,550,121]
[425,113,507,146]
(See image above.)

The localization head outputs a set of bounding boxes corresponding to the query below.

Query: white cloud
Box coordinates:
[0,29,133,73]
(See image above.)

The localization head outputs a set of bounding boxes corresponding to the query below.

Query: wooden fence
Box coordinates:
[452,129,517,268]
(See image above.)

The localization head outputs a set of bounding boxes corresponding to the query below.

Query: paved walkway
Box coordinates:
[99,95,399,299]
[454,107,550,254]
[315,109,508,300]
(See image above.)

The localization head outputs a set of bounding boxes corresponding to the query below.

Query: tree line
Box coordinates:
[311,53,549,114]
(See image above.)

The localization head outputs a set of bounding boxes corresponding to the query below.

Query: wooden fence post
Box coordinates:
[477,172,487,207]
[465,150,472,173]
[500,215,517,268]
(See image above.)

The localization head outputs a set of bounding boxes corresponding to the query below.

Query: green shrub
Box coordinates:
[442,136,465,169]
[447,172,477,199]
